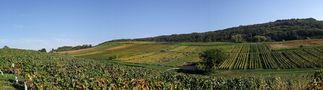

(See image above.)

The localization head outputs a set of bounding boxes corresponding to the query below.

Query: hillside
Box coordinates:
[14,18,323,89]
[59,39,323,69]
[58,41,234,66]
[0,48,319,89]
[4,21,323,89]
[105,18,323,43]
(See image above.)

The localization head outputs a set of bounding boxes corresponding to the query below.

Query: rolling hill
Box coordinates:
[0,48,317,89]
[59,41,235,66]
[59,39,323,69]
[3,18,323,89]
[56,18,323,70]
[105,18,323,43]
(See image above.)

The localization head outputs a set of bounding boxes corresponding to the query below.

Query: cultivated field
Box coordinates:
[59,42,234,66]
[0,48,319,89]
[270,39,323,50]
[0,39,317,89]
[219,43,323,69]
[61,39,323,69]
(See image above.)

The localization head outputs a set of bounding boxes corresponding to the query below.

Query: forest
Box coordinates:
[106,18,323,43]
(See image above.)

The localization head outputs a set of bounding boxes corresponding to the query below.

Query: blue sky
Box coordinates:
[1,0,323,50]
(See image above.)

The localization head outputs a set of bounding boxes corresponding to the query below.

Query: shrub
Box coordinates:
[107,56,117,60]
[3,45,10,49]
[199,49,227,72]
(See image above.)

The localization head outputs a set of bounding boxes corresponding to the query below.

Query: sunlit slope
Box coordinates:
[59,41,234,66]
[219,43,323,69]
[269,39,323,50]
[60,39,323,69]
[0,48,318,89]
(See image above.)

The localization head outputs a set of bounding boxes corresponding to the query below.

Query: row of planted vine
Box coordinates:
[0,48,321,89]
[219,43,323,70]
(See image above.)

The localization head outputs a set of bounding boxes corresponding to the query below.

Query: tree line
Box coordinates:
[108,18,323,43]
[50,44,92,52]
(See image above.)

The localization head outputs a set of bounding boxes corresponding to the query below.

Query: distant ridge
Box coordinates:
[102,18,323,45]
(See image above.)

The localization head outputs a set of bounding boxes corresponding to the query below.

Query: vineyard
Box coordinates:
[60,42,234,66]
[219,43,323,69]
[61,40,323,70]
[0,48,321,89]
[2,40,323,89]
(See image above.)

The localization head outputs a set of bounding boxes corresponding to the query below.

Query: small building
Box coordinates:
[179,62,198,71]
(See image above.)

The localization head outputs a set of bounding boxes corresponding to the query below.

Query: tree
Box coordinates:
[3,46,9,49]
[53,44,93,52]
[38,48,47,52]
[254,35,267,42]
[107,56,117,60]
[199,49,227,72]
[121,18,323,42]
[49,48,55,53]
[231,34,245,43]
